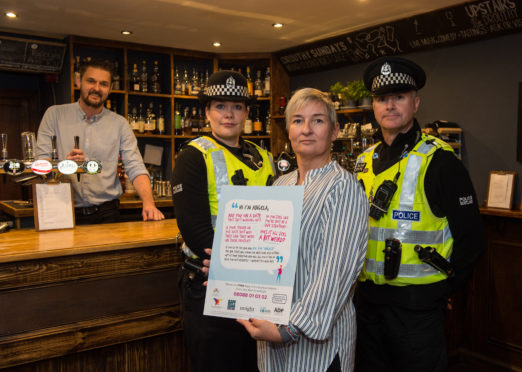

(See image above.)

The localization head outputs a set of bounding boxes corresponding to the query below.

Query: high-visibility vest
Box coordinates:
[188,136,275,228]
[356,134,455,286]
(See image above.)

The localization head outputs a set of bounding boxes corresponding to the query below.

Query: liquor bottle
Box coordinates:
[140,60,148,93]
[254,70,263,97]
[131,64,140,92]
[157,104,165,135]
[200,71,206,93]
[265,113,271,135]
[112,61,121,90]
[182,107,191,135]
[198,108,206,132]
[137,103,145,134]
[190,107,200,134]
[253,106,263,135]
[244,109,253,135]
[144,102,156,133]
[182,68,190,95]
[279,96,286,115]
[105,99,112,111]
[74,56,81,88]
[204,70,209,91]
[111,99,118,113]
[201,115,212,134]
[191,68,200,96]
[174,103,182,135]
[129,106,139,132]
[150,60,160,93]
[264,67,271,96]
[246,66,254,96]
[174,68,182,95]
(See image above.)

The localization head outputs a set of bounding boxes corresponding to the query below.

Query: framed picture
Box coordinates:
[486,171,517,209]
[32,180,75,231]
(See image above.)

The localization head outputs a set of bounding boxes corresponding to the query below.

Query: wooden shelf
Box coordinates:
[134,133,171,140]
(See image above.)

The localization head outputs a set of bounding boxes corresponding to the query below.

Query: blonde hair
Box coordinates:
[285,88,337,130]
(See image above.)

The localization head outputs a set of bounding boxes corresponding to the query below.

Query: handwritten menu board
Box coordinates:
[277,0,522,74]
[0,36,66,73]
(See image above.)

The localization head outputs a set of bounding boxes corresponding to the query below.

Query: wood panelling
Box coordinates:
[453,211,522,371]
[0,220,189,371]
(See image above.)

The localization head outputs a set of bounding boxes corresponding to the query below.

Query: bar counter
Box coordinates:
[0,219,190,371]
[447,207,522,371]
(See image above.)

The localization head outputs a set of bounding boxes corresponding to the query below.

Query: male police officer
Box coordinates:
[172,70,275,372]
[354,56,484,372]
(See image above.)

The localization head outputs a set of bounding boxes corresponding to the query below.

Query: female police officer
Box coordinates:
[171,70,275,372]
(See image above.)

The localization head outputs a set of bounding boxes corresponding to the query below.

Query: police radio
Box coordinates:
[370,180,397,220]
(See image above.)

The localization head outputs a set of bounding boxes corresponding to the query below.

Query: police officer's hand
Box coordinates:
[201,248,212,276]
[237,318,283,343]
[202,248,212,286]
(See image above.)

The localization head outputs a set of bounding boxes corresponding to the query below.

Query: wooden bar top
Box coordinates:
[0,219,180,264]
[480,206,522,219]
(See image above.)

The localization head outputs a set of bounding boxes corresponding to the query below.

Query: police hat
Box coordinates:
[363,56,426,96]
[198,70,255,105]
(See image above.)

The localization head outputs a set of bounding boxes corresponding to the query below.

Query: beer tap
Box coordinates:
[1,133,6,183]
[1,133,7,163]
[51,135,58,162]
[74,136,80,181]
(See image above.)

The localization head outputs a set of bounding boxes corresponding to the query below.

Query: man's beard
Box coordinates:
[81,91,105,108]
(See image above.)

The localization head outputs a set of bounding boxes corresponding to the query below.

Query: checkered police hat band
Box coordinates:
[205,84,249,98]
[372,73,416,92]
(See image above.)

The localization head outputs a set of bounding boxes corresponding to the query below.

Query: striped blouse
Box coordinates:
[258,161,368,372]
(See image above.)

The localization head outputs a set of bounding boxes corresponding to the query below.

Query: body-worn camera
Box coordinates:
[370,180,398,220]
[383,238,402,280]
[414,245,455,277]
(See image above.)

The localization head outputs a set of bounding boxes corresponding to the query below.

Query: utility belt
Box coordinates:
[75,199,120,216]
[383,238,454,280]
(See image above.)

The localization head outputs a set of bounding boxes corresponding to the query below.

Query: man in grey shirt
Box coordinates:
[37,59,164,224]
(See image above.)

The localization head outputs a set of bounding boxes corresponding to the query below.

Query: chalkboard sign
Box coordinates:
[277,0,522,74]
[0,35,66,73]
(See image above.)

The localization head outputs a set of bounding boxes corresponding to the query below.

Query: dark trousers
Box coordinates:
[74,200,120,225]
[179,268,258,372]
[355,297,447,372]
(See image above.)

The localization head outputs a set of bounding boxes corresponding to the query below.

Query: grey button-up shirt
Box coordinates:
[37,101,149,207]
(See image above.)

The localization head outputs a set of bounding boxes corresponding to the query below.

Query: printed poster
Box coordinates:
[204,185,304,325]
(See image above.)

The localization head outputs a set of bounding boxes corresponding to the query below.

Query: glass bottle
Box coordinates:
[74,56,81,88]
[144,102,156,133]
[191,68,200,96]
[254,70,263,96]
[129,106,139,132]
[246,66,254,96]
[174,103,182,135]
[157,104,165,134]
[137,103,145,134]
[140,60,148,93]
[253,106,263,135]
[182,68,190,95]
[174,68,182,95]
[112,61,121,91]
[265,113,271,135]
[131,64,140,92]
[190,107,200,134]
[264,67,271,96]
[182,107,191,135]
[244,109,253,135]
[150,60,160,93]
